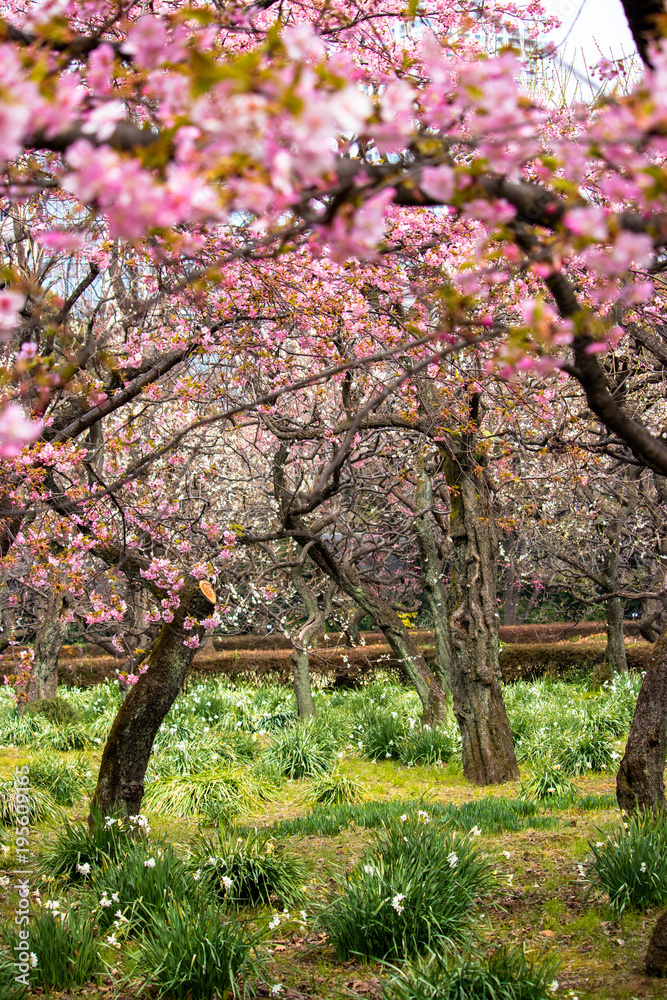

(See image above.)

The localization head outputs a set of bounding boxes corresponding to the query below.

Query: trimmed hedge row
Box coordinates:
[51,637,654,688]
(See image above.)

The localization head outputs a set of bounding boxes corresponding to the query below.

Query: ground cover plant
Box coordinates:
[0,673,665,1000]
[382,946,561,1000]
[322,814,498,960]
[188,829,309,907]
[584,810,667,913]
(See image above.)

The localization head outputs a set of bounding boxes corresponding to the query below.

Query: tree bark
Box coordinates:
[289,565,331,719]
[602,500,629,676]
[90,577,212,820]
[441,413,519,785]
[501,536,523,626]
[27,593,68,701]
[606,595,628,677]
[620,0,666,65]
[414,464,452,692]
[616,626,667,813]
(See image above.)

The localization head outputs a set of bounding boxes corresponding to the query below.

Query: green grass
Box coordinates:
[128,900,266,1000]
[321,814,497,960]
[584,810,667,913]
[3,905,102,990]
[382,946,560,1000]
[262,796,559,838]
[143,767,268,819]
[187,829,309,907]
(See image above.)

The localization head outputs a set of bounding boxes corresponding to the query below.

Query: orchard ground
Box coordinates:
[0,673,665,1000]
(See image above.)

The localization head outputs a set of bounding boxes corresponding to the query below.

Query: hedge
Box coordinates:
[47,636,653,689]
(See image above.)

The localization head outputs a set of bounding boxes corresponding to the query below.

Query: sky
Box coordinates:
[540,0,635,67]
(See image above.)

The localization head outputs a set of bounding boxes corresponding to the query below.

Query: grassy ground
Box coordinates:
[0,674,664,1000]
[0,751,665,1000]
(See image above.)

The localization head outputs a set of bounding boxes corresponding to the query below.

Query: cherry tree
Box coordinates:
[4,0,667,817]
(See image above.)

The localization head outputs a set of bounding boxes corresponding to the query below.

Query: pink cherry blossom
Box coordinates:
[0,403,42,456]
[0,291,25,335]
[123,15,169,70]
[421,166,455,204]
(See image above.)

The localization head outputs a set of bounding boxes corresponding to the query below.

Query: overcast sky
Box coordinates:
[540,0,635,66]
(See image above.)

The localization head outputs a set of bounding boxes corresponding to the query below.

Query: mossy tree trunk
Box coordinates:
[290,565,333,718]
[414,462,452,693]
[605,595,628,677]
[440,402,519,785]
[602,501,629,677]
[90,577,213,821]
[616,625,667,813]
[27,593,68,701]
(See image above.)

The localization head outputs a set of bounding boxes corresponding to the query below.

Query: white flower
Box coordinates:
[300,910,307,923]
[641,862,647,873]
[221,875,233,891]
[76,862,91,876]
[418,810,430,824]
[363,865,376,876]
[111,892,120,902]
[358,741,363,749]
[99,895,111,908]
[507,874,514,885]
[208,856,216,865]
[105,934,120,948]
[469,826,481,838]
[549,980,558,992]
[144,858,156,868]
[44,899,61,911]
[502,851,511,859]
[399,813,408,823]
[193,870,201,881]
[391,893,405,913]
[0,875,10,886]
[271,985,283,995]
[447,852,458,868]
[104,816,117,829]
[391,712,398,718]
[269,915,280,930]
[577,864,586,879]
[29,953,37,968]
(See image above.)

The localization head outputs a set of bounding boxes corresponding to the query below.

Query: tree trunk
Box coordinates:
[289,565,331,719]
[90,577,212,820]
[501,538,522,626]
[414,464,452,692]
[616,625,667,813]
[339,569,448,725]
[27,593,68,701]
[304,544,447,724]
[441,418,519,785]
[602,501,629,676]
[605,595,628,677]
[291,646,317,718]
